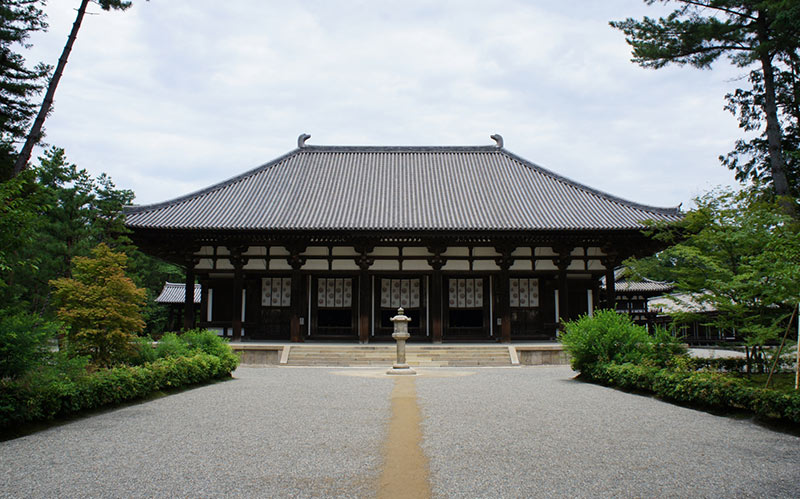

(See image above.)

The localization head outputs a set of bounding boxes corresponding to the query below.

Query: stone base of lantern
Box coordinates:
[386,365,417,375]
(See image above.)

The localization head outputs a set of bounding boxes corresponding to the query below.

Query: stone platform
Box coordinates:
[230,342,568,367]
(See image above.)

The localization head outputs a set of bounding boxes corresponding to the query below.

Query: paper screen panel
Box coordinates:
[271,278,282,306]
[391,279,401,308]
[261,277,272,307]
[281,278,291,307]
[529,279,539,307]
[400,279,410,308]
[326,278,335,307]
[465,279,474,307]
[457,279,466,308]
[381,279,391,307]
[343,279,352,307]
[509,278,519,307]
[410,279,420,308]
[519,278,529,307]
[448,280,457,307]
[334,279,343,307]
[317,278,326,307]
[474,279,483,307]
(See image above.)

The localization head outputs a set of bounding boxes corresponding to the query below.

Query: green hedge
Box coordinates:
[0,351,239,429]
[585,362,800,424]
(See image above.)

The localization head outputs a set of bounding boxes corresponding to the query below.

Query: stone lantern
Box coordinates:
[386,307,416,375]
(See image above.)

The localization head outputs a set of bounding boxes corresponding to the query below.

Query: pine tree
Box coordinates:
[611,1,800,202]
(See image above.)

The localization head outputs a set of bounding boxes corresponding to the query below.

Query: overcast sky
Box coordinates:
[25,0,748,210]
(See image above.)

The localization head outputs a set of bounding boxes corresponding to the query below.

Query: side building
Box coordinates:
[124,135,682,342]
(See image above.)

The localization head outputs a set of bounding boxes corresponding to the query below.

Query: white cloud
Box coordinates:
[24,0,747,209]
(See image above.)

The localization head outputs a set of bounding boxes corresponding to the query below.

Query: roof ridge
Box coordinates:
[498,148,681,217]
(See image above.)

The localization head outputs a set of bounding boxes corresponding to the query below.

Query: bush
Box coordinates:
[0,312,61,379]
[154,332,189,359]
[0,351,238,429]
[129,336,158,366]
[560,310,676,372]
[586,362,800,424]
[181,329,230,358]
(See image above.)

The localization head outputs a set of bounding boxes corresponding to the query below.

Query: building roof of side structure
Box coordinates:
[124,140,683,232]
[155,282,201,304]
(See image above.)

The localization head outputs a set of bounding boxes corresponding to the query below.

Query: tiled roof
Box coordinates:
[649,293,716,314]
[613,281,674,293]
[155,282,201,304]
[124,143,682,231]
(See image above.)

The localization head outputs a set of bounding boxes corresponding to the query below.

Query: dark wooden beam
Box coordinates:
[427,247,445,343]
[183,262,195,331]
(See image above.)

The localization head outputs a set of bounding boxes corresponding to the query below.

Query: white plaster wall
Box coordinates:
[331,260,359,270]
[301,259,328,270]
[269,259,292,270]
[509,260,532,271]
[442,260,469,271]
[402,260,433,271]
[371,260,400,271]
[474,260,502,271]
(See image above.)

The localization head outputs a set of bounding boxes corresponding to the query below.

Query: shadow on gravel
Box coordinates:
[567,374,800,437]
[0,377,237,442]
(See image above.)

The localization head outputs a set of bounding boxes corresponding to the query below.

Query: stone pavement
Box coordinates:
[1,366,798,498]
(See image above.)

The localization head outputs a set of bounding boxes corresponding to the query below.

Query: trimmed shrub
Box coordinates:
[129,336,158,366]
[586,362,800,424]
[154,332,189,359]
[0,352,238,429]
[560,310,683,372]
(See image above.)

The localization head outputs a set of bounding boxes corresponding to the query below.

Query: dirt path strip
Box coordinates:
[378,376,432,499]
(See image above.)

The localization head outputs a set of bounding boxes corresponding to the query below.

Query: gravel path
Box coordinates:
[1,366,799,498]
[416,366,800,498]
[0,368,393,498]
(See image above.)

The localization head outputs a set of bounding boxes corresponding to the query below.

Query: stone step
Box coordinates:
[285,345,513,366]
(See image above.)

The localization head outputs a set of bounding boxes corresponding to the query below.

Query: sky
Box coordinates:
[24,0,749,210]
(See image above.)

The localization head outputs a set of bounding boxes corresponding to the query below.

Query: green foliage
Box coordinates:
[627,187,800,347]
[0,147,180,335]
[180,329,231,358]
[51,243,146,367]
[560,309,685,372]
[129,336,157,366]
[0,311,61,379]
[0,351,237,429]
[0,0,49,151]
[154,332,189,359]
[586,362,800,424]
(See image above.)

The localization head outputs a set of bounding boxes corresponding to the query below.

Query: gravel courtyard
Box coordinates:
[1,366,798,498]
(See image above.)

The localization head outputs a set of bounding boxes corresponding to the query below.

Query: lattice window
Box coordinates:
[317,278,353,308]
[510,278,539,308]
[262,277,291,307]
[448,278,483,309]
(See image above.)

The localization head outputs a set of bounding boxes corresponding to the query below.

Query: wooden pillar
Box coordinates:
[358,269,370,344]
[431,270,443,343]
[232,271,243,341]
[230,247,248,342]
[498,268,511,343]
[288,247,307,343]
[558,269,569,322]
[183,264,195,331]
[555,246,572,326]
[428,248,445,343]
[290,269,303,342]
[605,266,617,311]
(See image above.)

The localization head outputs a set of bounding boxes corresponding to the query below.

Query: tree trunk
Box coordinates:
[756,13,791,201]
[12,0,90,177]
